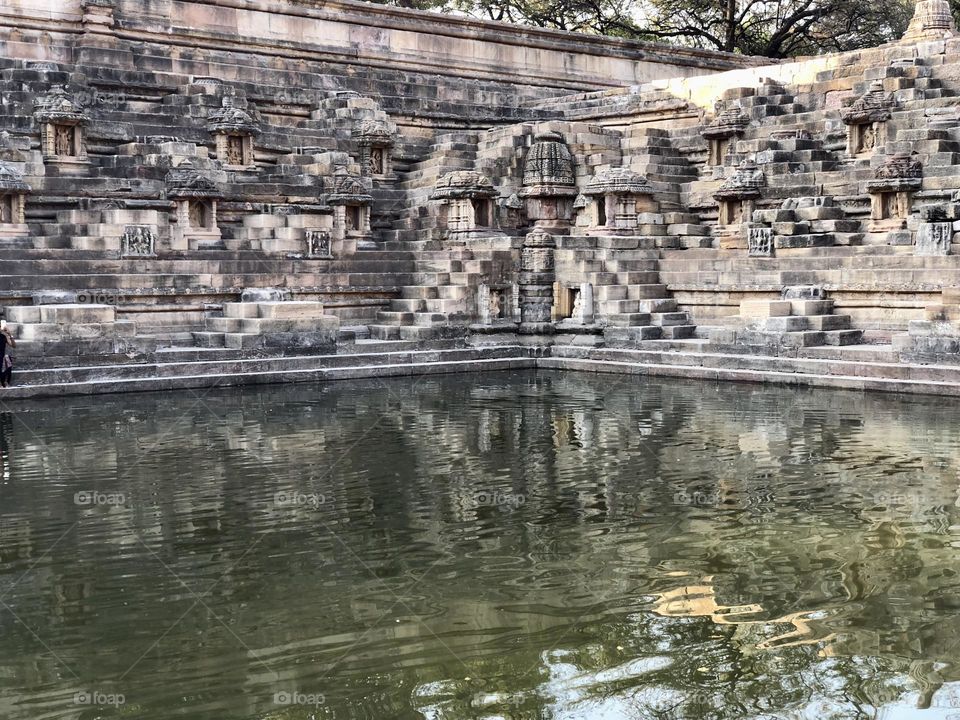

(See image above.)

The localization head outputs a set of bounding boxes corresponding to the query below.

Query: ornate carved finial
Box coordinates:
[327,169,372,205]
[903,0,957,40]
[582,167,650,196]
[866,153,923,193]
[0,161,30,193]
[33,86,89,124]
[840,81,894,125]
[713,158,765,201]
[702,104,750,140]
[164,159,221,199]
[520,132,575,194]
[206,100,261,136]
[430,170,496,200]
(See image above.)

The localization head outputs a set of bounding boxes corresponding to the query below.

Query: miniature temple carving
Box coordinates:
[702,103,750,166]
[840,81,893,156]
[866,153,922,232]
[519,132,577,228]
[352,119,396,178]
[165,159,223,250]
[33,86,89,162]
[577,167,655,233]
[713,159,765,226]
[431,171,498,237]
[0,161,30,239]
[327,171,373,243]
[207,101,261,168]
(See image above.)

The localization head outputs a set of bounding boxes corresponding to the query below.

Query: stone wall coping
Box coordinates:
[160,0,761,72]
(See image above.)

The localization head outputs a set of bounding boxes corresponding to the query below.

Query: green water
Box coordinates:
[1,371,959,719]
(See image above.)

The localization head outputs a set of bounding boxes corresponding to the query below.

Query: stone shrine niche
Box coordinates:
[478,282,513,323]
[713,158,765,227]
[164,159,223,250]
[306,229,332,258]
[702,103,750,166]
[120,225,157,257]
[33,86,89,161]
[0,161,30,238]
[430,171,498,237]
[866,153,922,232]
[519,131,578,228]
[207,101,261,168]
[577,167,655,234]
[352,119,396,178]
[748,227,774,257]
[840,81,893,156]
[327,171,373,245]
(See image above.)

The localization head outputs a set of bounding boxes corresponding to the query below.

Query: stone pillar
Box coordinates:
[518,229,556,335]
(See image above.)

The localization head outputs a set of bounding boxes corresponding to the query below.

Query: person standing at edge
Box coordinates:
[0,321,15,388]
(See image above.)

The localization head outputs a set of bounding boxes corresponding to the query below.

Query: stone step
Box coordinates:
[806,314,851,331]
[659,324,697,339]
[823,329,864,345]
[605,312,653,327]
[651,312,689,327]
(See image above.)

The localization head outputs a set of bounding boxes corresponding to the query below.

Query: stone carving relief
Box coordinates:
[306,230,332,258]
[748,227,774,257]
[121,225,156,256]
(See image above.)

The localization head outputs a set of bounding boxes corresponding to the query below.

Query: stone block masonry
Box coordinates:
[4,0,960,398]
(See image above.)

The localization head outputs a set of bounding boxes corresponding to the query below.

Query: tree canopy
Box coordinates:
[372,0,923,58]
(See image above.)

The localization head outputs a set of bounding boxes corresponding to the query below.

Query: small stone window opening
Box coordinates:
[849,123,878,156]
[489,288,507,319]
[596,200,607,227]
[226,135,245,166]
[369,147,385,176]
[554,285,579,320]
[0,195,14,224]
[718,199,744,227]
[472,199,491,228]
[708,138,730,166]
[188,200,212,229]
[345,205,362,232]
[51,124,82,158]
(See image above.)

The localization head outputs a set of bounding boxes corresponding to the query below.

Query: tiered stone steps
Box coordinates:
[0,345,534,399]
[729,297,863,349]
[382,131,480,245]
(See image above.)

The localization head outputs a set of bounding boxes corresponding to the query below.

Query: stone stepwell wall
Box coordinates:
[1,0,760,106]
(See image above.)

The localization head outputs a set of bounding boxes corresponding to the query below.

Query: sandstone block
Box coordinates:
[740,300,792,318]
[4,306,41,323]
[223,303,260,319]
[256,301,327,319]
[39,304,116,324]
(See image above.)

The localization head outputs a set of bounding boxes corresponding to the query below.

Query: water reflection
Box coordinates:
[0,372,959,718]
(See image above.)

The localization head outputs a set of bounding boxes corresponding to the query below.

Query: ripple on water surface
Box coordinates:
[0,372,959,719]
